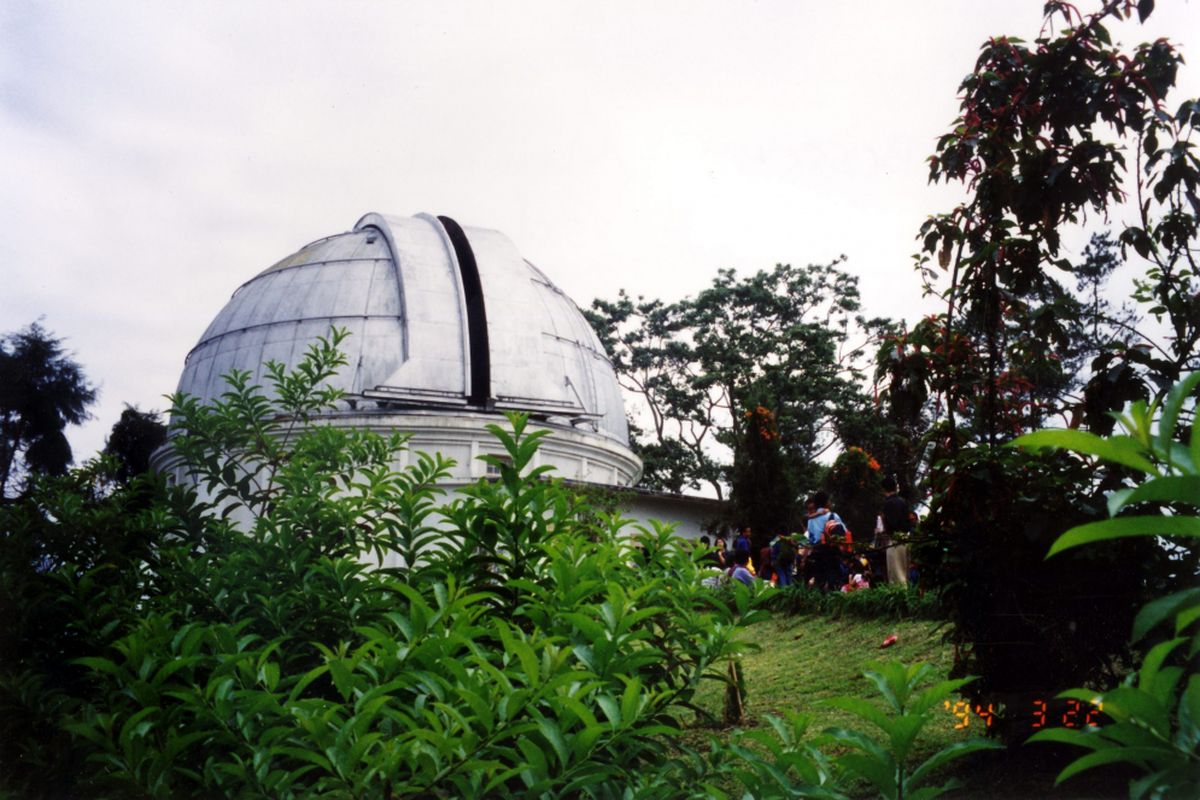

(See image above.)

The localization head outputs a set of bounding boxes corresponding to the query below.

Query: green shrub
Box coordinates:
[822,660,1002,799]
[2,329,996,799]
[914,444,1159,733]
[1,330,766,799]
[768,584,943,621]
[1018,372,1200,799]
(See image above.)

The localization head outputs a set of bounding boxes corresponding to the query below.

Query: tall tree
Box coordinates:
[916,0,1198,445]
[0,323,96,498]
[908,0,1198,713]
[103,405,168,485]
[588,260,888,500]
[729,401,796,549]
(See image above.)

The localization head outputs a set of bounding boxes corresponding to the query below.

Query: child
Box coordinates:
[728,549,754,586]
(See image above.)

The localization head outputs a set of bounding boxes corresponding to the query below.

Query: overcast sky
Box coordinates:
[2,0,1198,462]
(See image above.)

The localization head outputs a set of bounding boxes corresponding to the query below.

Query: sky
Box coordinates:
[2,0,1198,463]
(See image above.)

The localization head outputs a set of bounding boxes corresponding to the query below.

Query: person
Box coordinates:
[879,476,913,585]
[714,535,730,569]
[734,526,752,555]
[758,542,775,584]
[728,549,754,586]
[773,533,797,587]
[806,493,849,591]
[804,494,844,546]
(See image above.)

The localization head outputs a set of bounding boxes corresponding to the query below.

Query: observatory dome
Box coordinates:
[171,213,639,487]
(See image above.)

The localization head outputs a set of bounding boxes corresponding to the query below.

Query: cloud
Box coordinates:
[2,0,1197,461]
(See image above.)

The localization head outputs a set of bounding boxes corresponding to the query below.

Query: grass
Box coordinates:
[686,613,960,753]
[682,609,1129,799]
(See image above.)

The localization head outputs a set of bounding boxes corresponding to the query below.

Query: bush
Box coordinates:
[768,584,943,621]
[1,330,996,799]
[1019,373,1200,798]
[1,331,765,798]
[914,444,1159,738]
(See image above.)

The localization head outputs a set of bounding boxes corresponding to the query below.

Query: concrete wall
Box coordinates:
[622,493,725,541]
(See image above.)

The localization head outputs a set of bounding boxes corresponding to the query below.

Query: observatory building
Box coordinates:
[163,212,719,537]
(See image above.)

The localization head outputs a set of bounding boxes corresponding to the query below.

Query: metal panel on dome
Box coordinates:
[174,212,631,448]
[462,225,582,413]
[526,260,629,443]
[358,213,469,402]
[176,230,405,405]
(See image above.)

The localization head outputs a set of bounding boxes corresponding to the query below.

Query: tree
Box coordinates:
[0,323,96,498]
[102,405,167,485]
[588,261,890,504]
[908,0,1198,719]
[729,402,796,547]
[917,0,1197,445]
[822,446,884,543]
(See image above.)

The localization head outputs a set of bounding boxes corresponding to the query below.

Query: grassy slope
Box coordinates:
[690,613,957,743]
[685,611,1127,799]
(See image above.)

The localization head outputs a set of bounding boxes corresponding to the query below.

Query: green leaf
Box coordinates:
[1107,488,1135,518]
[910,678,976,716]
[1056,746,1169,785]
[1012,430,1158,474]
[1137,638,1187,698]
[823,726,891,763]
[1097,686,1171,735]
[1027,726,1106,750]
[884,714,928,764]
[1133,588,1200,641]
[118,706,159,746]
[908,738,1004,789]
[1177,675,1200,750]
[1112,476,1200,514]
[1048,515,1200,557]
[837,752,897,799]
[824,696,890,734]
[73,656,128,680]
[595,695,621,727]
[536,717,569,767]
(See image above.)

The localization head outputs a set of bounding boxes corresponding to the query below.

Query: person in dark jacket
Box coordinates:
[878,476,913,585]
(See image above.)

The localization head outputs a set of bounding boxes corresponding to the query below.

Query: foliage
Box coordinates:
[823,445,884,541]
[914,0,1199,446]
[821,660,1003,800]
[914,444,1157,731]
[103,405,168,485]
[0,327,1007,800]
[0,321,96,498]
[711,712,844,799]
[888,0,1200,749]
[767,584,943,622]
[1018,371,1200,798]
[587,262,892,501]
[0,459,170,796]
[729,402,797,550]
[0,329,777,799]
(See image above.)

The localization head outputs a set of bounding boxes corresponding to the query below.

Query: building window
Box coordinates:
[485,455,513,477]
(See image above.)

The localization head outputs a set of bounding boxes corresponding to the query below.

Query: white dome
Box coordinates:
[176,213,630,446]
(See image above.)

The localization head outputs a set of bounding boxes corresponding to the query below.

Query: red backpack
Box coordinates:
[822,516,853,548]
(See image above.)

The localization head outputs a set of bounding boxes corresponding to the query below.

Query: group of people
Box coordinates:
[700,477,915,592]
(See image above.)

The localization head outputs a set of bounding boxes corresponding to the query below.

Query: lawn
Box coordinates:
[684,609,1130,799]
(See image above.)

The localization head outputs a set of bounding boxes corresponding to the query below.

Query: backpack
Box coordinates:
[822,516,851,546]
